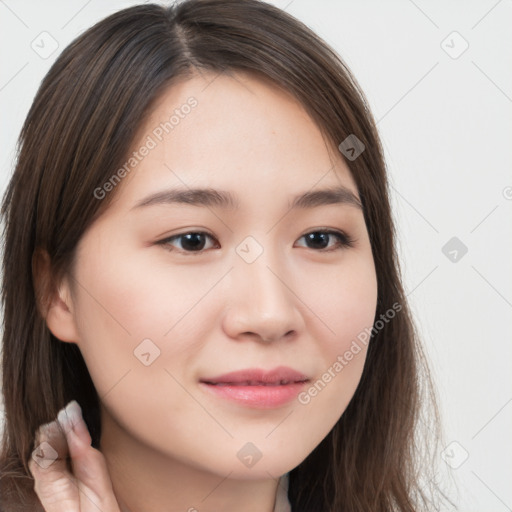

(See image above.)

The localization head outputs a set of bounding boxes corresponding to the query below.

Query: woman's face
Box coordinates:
[53,70,378,479]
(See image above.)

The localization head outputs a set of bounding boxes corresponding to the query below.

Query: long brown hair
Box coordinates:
[1,1,450,510]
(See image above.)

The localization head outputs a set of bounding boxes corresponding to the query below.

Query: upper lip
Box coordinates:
[200,366,310,385]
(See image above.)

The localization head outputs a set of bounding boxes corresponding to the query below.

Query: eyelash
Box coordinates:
[156,229,355,255]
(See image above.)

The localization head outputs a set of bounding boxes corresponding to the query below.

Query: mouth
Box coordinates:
[202,379,308,386]
[199,366,310,408]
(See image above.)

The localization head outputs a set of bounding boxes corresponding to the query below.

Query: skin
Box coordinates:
[32,70,378,512]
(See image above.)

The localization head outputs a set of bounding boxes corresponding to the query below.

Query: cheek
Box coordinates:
[71,253,206,449]
[74,243,222,340]
[294,252,377,425]
[71,247,225,402]
[303,249,378,351]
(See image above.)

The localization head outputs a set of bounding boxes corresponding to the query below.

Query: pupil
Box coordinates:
[307,232,328,249]
[182,233,205,251]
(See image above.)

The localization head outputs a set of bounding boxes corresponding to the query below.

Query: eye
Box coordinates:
[157,229,354,255]
[157,231,218,254]
[295,230,355,252]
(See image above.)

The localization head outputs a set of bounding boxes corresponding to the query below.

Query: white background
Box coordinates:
[1,1,511,510]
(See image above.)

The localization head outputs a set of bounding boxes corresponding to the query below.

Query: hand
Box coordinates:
[28,400,122,512]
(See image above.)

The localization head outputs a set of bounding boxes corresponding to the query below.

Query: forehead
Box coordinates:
[105,70,359,212]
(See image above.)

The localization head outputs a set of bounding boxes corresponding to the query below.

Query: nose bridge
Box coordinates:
[235,234,289,303]
[226,233,301,341]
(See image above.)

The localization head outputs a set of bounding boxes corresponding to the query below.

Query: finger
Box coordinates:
[29,418,80,511]
[29,420,69,476]
[57,401,121,512]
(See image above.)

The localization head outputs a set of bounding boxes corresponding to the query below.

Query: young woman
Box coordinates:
[0,1,449,510]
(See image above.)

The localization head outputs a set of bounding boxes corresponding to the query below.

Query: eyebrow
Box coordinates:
[130,185,362,211]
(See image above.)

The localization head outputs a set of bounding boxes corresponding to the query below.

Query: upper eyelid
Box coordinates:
[160,229,352,249]
[162,228,345,240]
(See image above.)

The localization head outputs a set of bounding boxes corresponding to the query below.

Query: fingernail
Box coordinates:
[65,400,83,429]
[57,401,77,434]
[72,402,94,448]
[42,420,58,435]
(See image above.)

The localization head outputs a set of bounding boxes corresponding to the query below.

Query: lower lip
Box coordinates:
[199,381,308,408]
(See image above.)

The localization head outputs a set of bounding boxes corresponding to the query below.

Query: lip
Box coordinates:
[199,366,310,409]
[200,366,309,385]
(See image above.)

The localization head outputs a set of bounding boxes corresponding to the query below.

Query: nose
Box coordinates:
[221,249,305,344]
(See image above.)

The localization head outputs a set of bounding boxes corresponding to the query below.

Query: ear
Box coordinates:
[32,248,80,344]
